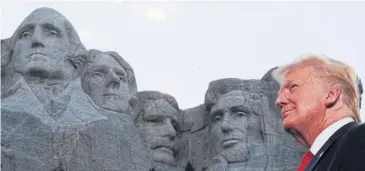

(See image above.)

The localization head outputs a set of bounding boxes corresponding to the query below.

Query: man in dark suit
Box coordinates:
[274,55,365,171]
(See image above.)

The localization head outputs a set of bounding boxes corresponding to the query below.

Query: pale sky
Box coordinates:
[1,1,365,121]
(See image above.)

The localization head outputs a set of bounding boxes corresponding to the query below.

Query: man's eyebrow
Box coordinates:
[143,113,165,120]
[16,23,35,36]
[210,108,223,117]
[230,105,251,113]
[41,22,62,34]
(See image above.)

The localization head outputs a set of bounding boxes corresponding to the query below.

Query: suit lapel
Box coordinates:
[304,122,356,171]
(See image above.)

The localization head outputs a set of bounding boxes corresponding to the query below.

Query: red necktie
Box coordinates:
[297,151,314,171]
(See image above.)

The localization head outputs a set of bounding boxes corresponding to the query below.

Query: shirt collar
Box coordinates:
[310,117,354,155]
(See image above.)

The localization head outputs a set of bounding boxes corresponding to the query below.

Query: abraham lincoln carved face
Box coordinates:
[209,90,264,161]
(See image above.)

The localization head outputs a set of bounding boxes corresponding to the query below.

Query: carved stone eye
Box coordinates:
[93,71,103,78]
[20,32,31,39]
[236,111,247,117]
[213,115,221,122]
[115,71,126,82]
[49,30,59,36]
[148,118,162,124]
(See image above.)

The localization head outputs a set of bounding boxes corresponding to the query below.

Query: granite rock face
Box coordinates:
[2,7,363,171]
[180,73,307,171]
[133,91,184,171]
[1,7,152,171]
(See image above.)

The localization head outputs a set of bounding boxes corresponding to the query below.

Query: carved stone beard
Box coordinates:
[220,144,250,163]
[26,76,71,119]
[219,139,265,163]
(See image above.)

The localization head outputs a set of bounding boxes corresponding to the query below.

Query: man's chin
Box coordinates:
[219,145,250,163]
[283,117,297,132]
[152,150,176,165]
[26,63,52,77]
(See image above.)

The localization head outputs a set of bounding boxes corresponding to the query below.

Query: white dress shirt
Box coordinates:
[310,117,354,155]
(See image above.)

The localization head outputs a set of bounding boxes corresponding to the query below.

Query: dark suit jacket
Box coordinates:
[305,122,365,171]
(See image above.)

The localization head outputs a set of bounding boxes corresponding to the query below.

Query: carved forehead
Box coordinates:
[87,50,132,71]
[210,90,267,115]
[90,53,124,70]
[143,99,179,119]
[204,78,266,111]
[17,8,67,31]
[211,90,263,115]
[136,91,180,120]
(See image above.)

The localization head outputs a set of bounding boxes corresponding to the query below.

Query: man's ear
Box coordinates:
[325,85,342,108]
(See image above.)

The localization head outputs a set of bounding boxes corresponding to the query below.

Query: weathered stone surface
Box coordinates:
[133,91,184,171]
[179,68,307,171]
[1,38,21,99]
[1,7,152,171]
[82,49,137,113]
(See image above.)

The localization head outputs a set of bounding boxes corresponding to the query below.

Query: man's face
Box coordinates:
[137,99,179,165]
[86,53,130,112]
[210,91,262,155]
[12,13,72,78]
[275,67,327,146]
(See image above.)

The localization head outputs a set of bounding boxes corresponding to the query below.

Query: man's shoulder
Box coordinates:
[336,122,365,157]
[345,122,365,138]
[335,122,365,170]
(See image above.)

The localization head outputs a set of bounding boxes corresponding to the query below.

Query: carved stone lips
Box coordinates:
[103,93,118,96]
[27,53,47,60]
[221,138,241,148]
[154,146,175,156]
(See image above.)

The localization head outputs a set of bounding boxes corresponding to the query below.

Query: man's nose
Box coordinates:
[275,92,288,109]
[106,69,120,89]
[163,119,177,140]
[221,114,234,133]
[31,26,45,48]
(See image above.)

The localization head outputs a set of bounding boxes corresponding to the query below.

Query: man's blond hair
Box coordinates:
[273,54,361,122]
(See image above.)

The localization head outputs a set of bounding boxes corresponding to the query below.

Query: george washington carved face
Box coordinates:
[11,8,84,80]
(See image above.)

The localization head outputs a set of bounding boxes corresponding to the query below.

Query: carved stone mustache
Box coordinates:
[150,138,176,153]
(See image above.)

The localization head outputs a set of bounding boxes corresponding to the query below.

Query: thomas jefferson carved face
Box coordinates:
[12,8,74,80]
[83,52,131,112]
[209,90,263,160]
[136,97,180,165]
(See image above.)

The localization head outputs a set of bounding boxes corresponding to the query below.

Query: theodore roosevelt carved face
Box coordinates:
[134,91,181,165]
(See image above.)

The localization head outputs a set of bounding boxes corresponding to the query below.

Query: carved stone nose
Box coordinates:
[31,26,45,48]
[106,70,120,90]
